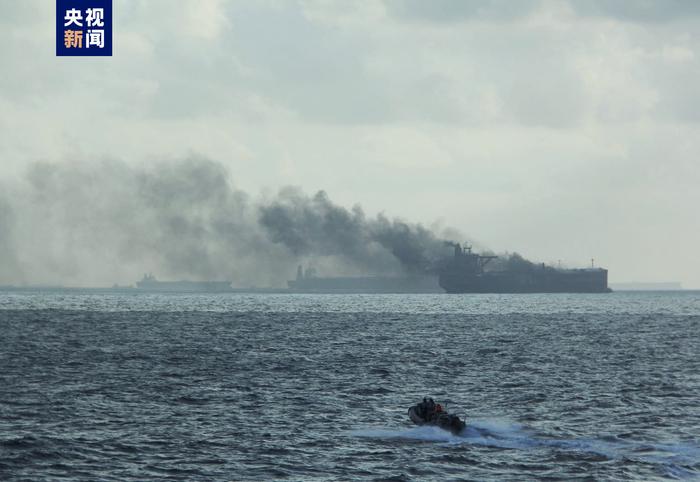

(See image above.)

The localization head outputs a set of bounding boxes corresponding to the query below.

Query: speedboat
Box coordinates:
[408,397,466,434]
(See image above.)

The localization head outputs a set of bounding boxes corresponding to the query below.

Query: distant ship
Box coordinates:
[135,274,233,292]
[288,266,442,293]
[438,244,611,293]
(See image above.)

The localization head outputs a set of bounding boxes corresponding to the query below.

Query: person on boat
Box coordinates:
[416,397,437,421]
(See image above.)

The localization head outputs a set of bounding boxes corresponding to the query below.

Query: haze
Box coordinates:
[1,0,698,288]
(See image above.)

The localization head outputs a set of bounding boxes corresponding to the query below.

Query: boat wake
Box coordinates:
[351,419,700,479]
[351,419,543,449]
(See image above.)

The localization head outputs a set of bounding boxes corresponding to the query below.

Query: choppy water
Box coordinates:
[1,290,699,481]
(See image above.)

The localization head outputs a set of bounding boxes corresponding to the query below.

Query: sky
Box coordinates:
[0,0,699,288]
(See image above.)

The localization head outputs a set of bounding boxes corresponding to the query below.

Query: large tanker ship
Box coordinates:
[438,244,611,293]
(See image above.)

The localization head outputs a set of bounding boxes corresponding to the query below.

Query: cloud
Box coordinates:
[385,0,700,24]
[385,0,540,22]
[569,0,700,23]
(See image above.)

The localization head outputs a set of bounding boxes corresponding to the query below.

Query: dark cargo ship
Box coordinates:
[438,244,611,293]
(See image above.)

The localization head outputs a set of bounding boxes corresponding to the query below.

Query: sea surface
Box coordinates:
[1,290,699,481]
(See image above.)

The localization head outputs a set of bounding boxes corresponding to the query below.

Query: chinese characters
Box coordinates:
[57,1,112,56]
[63,7,103,49]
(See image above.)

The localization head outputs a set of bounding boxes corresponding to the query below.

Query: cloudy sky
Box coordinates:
[1,0,699,287]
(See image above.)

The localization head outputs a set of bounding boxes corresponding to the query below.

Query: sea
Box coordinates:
[1,289,699,481]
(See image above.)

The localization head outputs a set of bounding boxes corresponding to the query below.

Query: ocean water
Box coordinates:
[1,290,699,481]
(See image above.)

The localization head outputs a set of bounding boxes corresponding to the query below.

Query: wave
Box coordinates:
[351,419,700,479]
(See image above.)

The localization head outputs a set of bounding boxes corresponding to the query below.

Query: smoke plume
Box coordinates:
[0,157,454,287]
[259,188,446,275]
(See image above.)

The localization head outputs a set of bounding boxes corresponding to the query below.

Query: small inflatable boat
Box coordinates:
[408,397,466,435]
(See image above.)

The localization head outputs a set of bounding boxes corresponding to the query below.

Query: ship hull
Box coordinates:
[439,270,611,294]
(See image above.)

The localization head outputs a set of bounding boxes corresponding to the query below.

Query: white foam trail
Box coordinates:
[350,418,700,477]
[351,425,462,443]
[350,419,530,448]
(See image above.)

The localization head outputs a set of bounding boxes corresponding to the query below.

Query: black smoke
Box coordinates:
[0,156,455,286]
[259,189,446,275]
